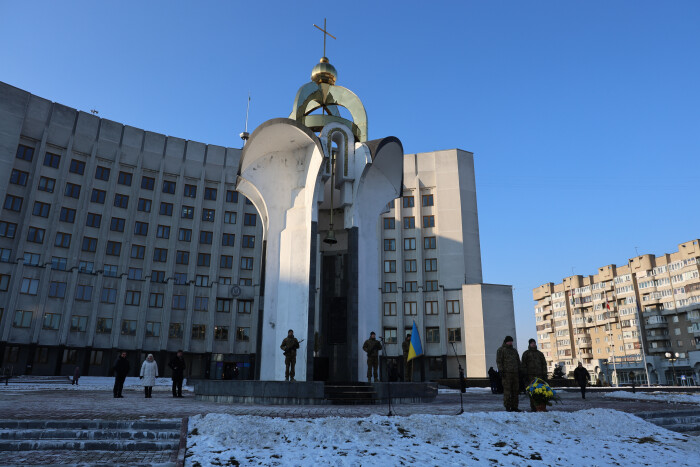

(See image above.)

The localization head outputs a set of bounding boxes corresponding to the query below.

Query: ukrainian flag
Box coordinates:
[407,320,423,362]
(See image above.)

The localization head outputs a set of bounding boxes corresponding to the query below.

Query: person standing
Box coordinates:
[72,365,81,386]
[521,338,548,412]
[496,335,521,412]
[140,354,159,398]
[362,331,383,383]
[629,371,636,393]
[112,351,130,398]
[573,362,590,399]
[402,334,412,382]
[280,329,300,382]
[168,350,186,398]
[488,367,498,394]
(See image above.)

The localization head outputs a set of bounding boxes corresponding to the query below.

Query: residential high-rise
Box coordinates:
[533,240,700,385]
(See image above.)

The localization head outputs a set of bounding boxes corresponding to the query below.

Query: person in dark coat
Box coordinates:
[629,371,636,393]
[573,362,591,399]
[488,367,498,394]
[112,351,130,398]
[280,329,300,382]
[72,366,80,386]
[362,332,383,383]
[521,338,548,411]
[496,335,521,412]
[168,350,186,398]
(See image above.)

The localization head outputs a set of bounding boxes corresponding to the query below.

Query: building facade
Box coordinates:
[0,80,515,380]
[533,240,700,386]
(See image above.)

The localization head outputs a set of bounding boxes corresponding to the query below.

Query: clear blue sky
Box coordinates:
[2,1,699,349]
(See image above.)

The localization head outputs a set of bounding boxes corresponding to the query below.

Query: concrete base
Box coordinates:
[193,380,326,405]
[192,380,438,405]
[371,382,438,404]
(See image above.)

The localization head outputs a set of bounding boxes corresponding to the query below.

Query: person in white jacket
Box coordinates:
[140,354,159,398]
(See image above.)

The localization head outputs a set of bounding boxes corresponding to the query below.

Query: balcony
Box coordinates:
[648,345,672,354]
[646,334,670,342]
[644,321,668,330]
[661,307,679,316]
[642,295,660,306]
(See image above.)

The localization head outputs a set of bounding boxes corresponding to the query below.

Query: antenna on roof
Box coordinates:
[240,92,251,145]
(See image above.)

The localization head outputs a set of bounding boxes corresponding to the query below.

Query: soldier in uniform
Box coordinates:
[521,338,548,411]
[280,329,300,382]
[362,331,382,383]
[402,334,412,382]
[496,335,521,412]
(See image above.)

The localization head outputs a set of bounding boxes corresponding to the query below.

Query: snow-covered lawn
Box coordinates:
[603,391,700,405]
[186,409,699,466]
[0,376,193,392]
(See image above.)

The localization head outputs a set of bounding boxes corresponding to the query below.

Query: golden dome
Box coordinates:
[311,57,337,85]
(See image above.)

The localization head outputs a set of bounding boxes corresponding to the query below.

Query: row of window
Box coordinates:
[383,281,448,292]
[382,326,459,344]
[384,237,436,251]
[14,145,247,204]
[398,194,434,208]
[3,222,247,250]
[16,271,256,298]
[383,300,460,315]
[384,259,438,273]
[383,216,435,230]
[3,191,257,228]
[1,254,255,286]
[13,234,255,270]
[12,310,250,342]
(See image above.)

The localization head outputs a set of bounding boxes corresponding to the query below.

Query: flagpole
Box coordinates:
[449,341,465,415]
[380,336,394,417]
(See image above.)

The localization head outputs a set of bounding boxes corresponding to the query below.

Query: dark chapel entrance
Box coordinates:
[319,252,356,382]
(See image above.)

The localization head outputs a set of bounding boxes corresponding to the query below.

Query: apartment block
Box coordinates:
[534,240,700,386]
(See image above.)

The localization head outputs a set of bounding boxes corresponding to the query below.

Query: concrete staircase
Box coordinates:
[4,375,71,384]
[0,419,184,466]
[636,409,700,436]
[324,382,377,405]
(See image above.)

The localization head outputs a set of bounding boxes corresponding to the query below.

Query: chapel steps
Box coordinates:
[324,382,378,405]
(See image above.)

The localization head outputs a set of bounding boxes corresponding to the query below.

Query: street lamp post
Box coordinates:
[664,352,679,386]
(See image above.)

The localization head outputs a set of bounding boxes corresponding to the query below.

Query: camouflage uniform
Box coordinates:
[402,338,412,382]
[280,336,300,381]
[362,337,382,382]
[496,338,521,411]
[521,346,547,411]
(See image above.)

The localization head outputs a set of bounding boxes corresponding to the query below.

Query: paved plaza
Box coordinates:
[1,386,699,465]
[0,386,696,419]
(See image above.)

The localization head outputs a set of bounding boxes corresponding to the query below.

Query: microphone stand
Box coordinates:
[380,337,394,416]
[450,341,465,415]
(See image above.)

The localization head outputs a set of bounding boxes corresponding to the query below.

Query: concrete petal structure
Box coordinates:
[236,119,326,381]
[237,74,405,379]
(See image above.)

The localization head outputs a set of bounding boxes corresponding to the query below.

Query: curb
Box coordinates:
[176,416,188,467]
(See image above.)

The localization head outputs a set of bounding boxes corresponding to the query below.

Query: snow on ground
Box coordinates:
[0,376,193,392]
[186,409,699,466]
[603,391,700,405]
